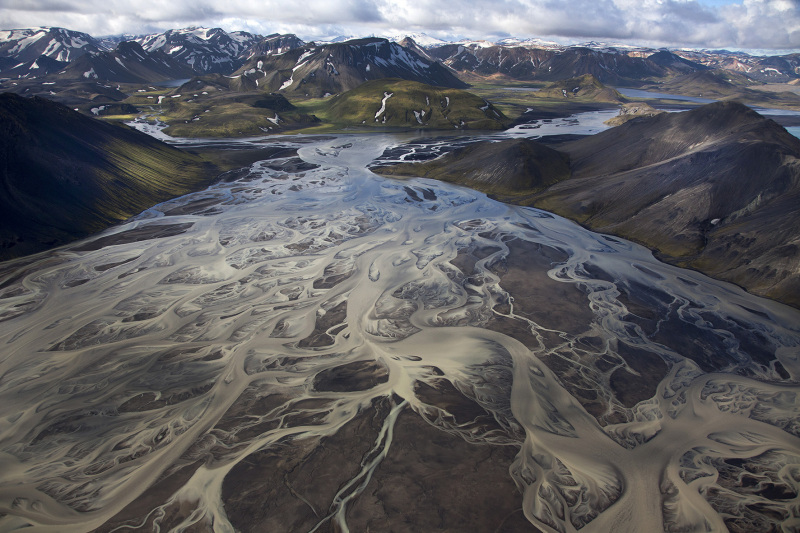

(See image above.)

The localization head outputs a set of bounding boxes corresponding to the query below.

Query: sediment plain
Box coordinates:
[0,128,798,533]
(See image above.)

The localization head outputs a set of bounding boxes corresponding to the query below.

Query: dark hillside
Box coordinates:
[0,93,217,258]
[373,102,800,307]
[541,102,800,305]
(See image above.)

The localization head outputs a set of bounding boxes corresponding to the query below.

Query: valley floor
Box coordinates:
[0,132,798,533]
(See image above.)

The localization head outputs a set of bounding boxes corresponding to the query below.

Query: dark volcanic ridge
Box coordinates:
[376,101,800,308]
[373,137,570,194]
[553,101,800,307]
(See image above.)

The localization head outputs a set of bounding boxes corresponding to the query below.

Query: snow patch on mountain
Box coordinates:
[0,27,101,64]
[135,27,260,74]
[280,74,294,90]
[297,49,315,64]
[375,91,393,119]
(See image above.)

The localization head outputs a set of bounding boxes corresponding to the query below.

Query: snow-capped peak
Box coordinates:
[452,39,495,49]
[0,27,49,43]
[389,33,448,48]
[494,37,564,50]
[133,27,262,74]
[0,26,102,63]
[575,40,648,53]
[314,35,359,45]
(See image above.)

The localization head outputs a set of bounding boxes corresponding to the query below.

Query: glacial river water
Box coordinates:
[0,126,799,533]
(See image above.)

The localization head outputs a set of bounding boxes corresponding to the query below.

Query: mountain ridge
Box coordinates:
[232,38,467,97]
[372,102,800,308]
[3,25,798,84]
[546,102,800,304]
[135,27,261,74]
[54,41,197,83]
[0,92,218,258]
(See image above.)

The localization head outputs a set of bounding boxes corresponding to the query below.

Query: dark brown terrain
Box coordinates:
[376,102,800,308]
[548,101,800,307]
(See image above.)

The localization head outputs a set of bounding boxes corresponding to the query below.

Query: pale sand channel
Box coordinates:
[0,133,798,532]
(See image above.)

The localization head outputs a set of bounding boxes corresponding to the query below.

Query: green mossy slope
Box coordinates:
[322,78,508,130]
[0,92,218,258]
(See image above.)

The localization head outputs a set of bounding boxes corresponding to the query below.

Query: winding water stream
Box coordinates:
[0,132,798,533]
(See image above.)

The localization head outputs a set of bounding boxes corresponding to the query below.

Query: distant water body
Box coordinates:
[615,87,716,103]
[153,78,192,88]
[615,88,800,139]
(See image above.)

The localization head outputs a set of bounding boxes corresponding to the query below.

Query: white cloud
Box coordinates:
[719,0,800,49]
[0,0,797,51]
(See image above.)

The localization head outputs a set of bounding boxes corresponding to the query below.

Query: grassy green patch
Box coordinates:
[534,75,625,103]
[317,78,508,130]
[99,113,140,122]
[128,90,319,137]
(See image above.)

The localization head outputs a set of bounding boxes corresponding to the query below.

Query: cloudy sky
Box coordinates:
[1,0,798,52]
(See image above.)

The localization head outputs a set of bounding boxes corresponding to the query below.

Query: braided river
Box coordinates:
[0,124,799,532]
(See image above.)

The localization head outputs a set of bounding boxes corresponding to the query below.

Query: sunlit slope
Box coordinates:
[322,78,508,129]
[0,93,217,258]
[144,79,320,137]
[533,74,625,103]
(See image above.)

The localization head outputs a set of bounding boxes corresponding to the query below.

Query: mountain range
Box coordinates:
[1,26,798,86]
[54,41,197,84]
[136,27,261,74]
[429,45,690,85]
[230,38,467,97]
[0,27,102,63]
